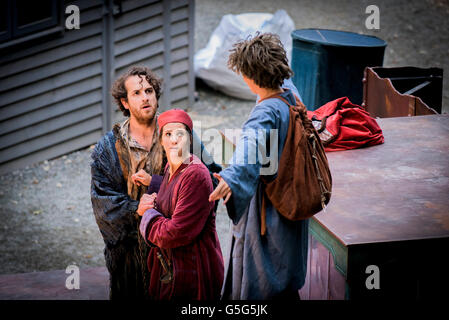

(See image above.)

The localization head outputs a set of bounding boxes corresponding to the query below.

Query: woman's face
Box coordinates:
[161,122,190,161]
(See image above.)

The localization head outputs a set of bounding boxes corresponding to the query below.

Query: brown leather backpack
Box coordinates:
[260,92,332,235]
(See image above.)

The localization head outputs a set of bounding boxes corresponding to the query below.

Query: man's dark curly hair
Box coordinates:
[228,32,293,90]
[111,66,163,117]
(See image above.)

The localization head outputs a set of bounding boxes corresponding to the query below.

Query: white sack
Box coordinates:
[194,10,295,100]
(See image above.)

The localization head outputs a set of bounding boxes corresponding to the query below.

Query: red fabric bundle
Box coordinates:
[307,97,384,152]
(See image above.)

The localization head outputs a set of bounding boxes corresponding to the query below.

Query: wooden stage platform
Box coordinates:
[0,267,109,300]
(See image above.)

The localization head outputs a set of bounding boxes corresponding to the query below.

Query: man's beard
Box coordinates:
[133,105,157,125]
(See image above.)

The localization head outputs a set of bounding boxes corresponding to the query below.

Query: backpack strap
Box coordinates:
[258,92,331,236]
[258,93,299,236]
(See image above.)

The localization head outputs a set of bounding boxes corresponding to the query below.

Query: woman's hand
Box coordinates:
[132,169,152,186]
[209,173,232,204]
[137,193,157,216]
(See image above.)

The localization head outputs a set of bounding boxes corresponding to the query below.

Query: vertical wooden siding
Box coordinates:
[0,0,194,174]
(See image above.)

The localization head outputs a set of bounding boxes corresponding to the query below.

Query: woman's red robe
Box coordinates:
[139,154,224,300]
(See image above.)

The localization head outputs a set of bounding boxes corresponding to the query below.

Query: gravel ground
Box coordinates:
[1,0,448,275]
[194,0,449,114]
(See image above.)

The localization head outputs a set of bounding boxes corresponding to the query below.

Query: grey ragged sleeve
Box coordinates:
[90,131,139,246]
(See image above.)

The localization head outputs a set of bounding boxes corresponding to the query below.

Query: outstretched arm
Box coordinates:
[209,173,232,204]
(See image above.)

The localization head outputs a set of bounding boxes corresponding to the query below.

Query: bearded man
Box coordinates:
[90,66,220,299]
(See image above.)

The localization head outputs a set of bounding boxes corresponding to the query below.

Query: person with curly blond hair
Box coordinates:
[210,33,309,300]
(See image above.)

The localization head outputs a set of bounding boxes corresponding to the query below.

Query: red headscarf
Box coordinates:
[157,109,193,133]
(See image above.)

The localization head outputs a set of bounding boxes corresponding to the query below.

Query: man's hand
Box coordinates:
[132,169,152,186]
[209,173,232,204]
[137,193,157,216]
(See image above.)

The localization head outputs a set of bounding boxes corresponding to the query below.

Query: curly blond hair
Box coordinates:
[228,32,293,89]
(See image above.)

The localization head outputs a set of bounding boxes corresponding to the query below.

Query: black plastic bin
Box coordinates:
[291,29,387,110]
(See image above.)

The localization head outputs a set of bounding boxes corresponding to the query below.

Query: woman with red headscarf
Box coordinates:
[136,109,224,300]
